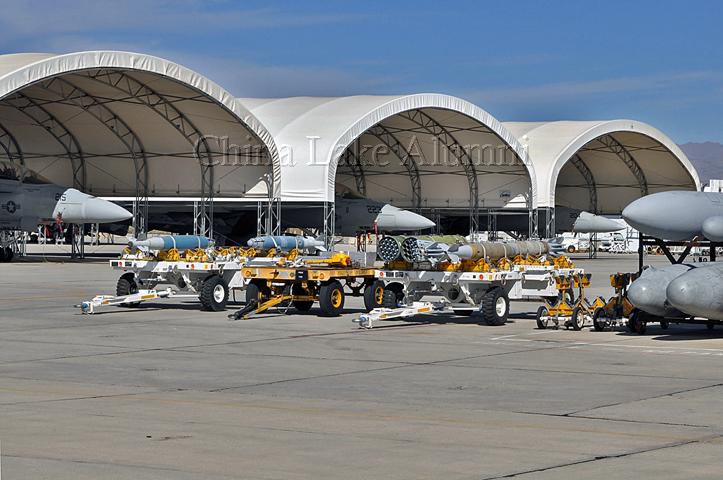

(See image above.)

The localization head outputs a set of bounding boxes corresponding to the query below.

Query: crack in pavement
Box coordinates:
[479,434,722,479]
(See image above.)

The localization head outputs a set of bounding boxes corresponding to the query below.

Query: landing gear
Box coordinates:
[628,309,648,335]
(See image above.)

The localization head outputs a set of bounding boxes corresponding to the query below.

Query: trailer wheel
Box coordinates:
[660,319,669,330]
[200,275,229,311]
[3,247,13,262]
[592,308,607,331]
[363,281,385,311]
[482,287,508,326]
[116,273,140,307]
[567,245,576,253]
[246,280,270,304]
[536,305,549,329]
[381,284,405,308]
[570,307,585,331]
[291,283,313,312]
[319,280,345,317]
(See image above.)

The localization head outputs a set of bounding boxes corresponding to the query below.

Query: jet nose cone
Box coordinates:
[84,197,133,223]
[376,205,435,231]
[572,211,623,233]
[622,192,698,240]
[667,265,723,320]
[54,189,132,223]
[627,275,668,317]
[622,197,656,234]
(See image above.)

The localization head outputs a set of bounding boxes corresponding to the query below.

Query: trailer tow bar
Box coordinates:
[353,301,447,329]
[76,288,181,314]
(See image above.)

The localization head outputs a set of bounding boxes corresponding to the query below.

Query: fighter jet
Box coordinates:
[0,161,132,260]
[282,188,435,237]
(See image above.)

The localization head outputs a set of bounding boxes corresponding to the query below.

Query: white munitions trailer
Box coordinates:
[366,263,585,328]
[104,257,249,312]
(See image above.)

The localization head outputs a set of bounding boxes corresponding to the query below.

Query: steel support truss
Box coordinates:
[569,154,598,213]
[28,76,149,233]
[0,121,24,167]
[257,198,281,236]
[323,201,335,250]
[397,109,480,234]
[596,134,649,197]
[78,69,217,237]
[366,124,422,210]
[2,93,85,189]
[338,139,366,196]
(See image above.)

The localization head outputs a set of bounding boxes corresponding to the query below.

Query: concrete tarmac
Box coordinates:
[1,253,722,479]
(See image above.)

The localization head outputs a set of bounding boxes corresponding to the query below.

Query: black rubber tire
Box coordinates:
[291,283,314,312]
[318,280,344,317]
[246,280,270,305]
[116,272,140,307]
[453,309,475,317]
[567,245,576,253]
[0,248,6,262]
[4,246,13,262]
[592,308,607,332]
[628,310,647,334]
[381,285,405,308]
[482,287,509,326]
[363,281,385,312]
[199,275,229,312]
[571,307,584,331]
[660,320,669,330]
[536,305,549,329]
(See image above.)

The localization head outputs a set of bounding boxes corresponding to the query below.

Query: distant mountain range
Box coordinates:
[678,142,723,184]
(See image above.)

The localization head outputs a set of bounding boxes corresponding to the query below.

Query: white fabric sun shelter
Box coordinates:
[0,51,280,200]
[239,94,536,211]
[505,120,700,214]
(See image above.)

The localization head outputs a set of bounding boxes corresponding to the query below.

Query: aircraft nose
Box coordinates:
[622,196,657,233]
[82,197,133,223]
[54,189,132,223]
[627,276,668,317]
[376,205,435,231]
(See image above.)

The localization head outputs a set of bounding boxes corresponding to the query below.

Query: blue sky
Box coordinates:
[1,0,722,143]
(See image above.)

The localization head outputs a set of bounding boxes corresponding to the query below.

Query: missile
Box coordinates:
[627,264,697,318]
[623,191,723,241]
[666,262,723,320]
[448,240,549,261]
[247,235,324,252]
[129,235,210,251]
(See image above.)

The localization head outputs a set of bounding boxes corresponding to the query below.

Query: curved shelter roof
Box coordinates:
[504,120,699,214]
[0,51,279,204]
[239,94,535,211]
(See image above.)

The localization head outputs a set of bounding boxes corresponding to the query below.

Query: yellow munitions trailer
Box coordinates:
[233,258,380,319]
